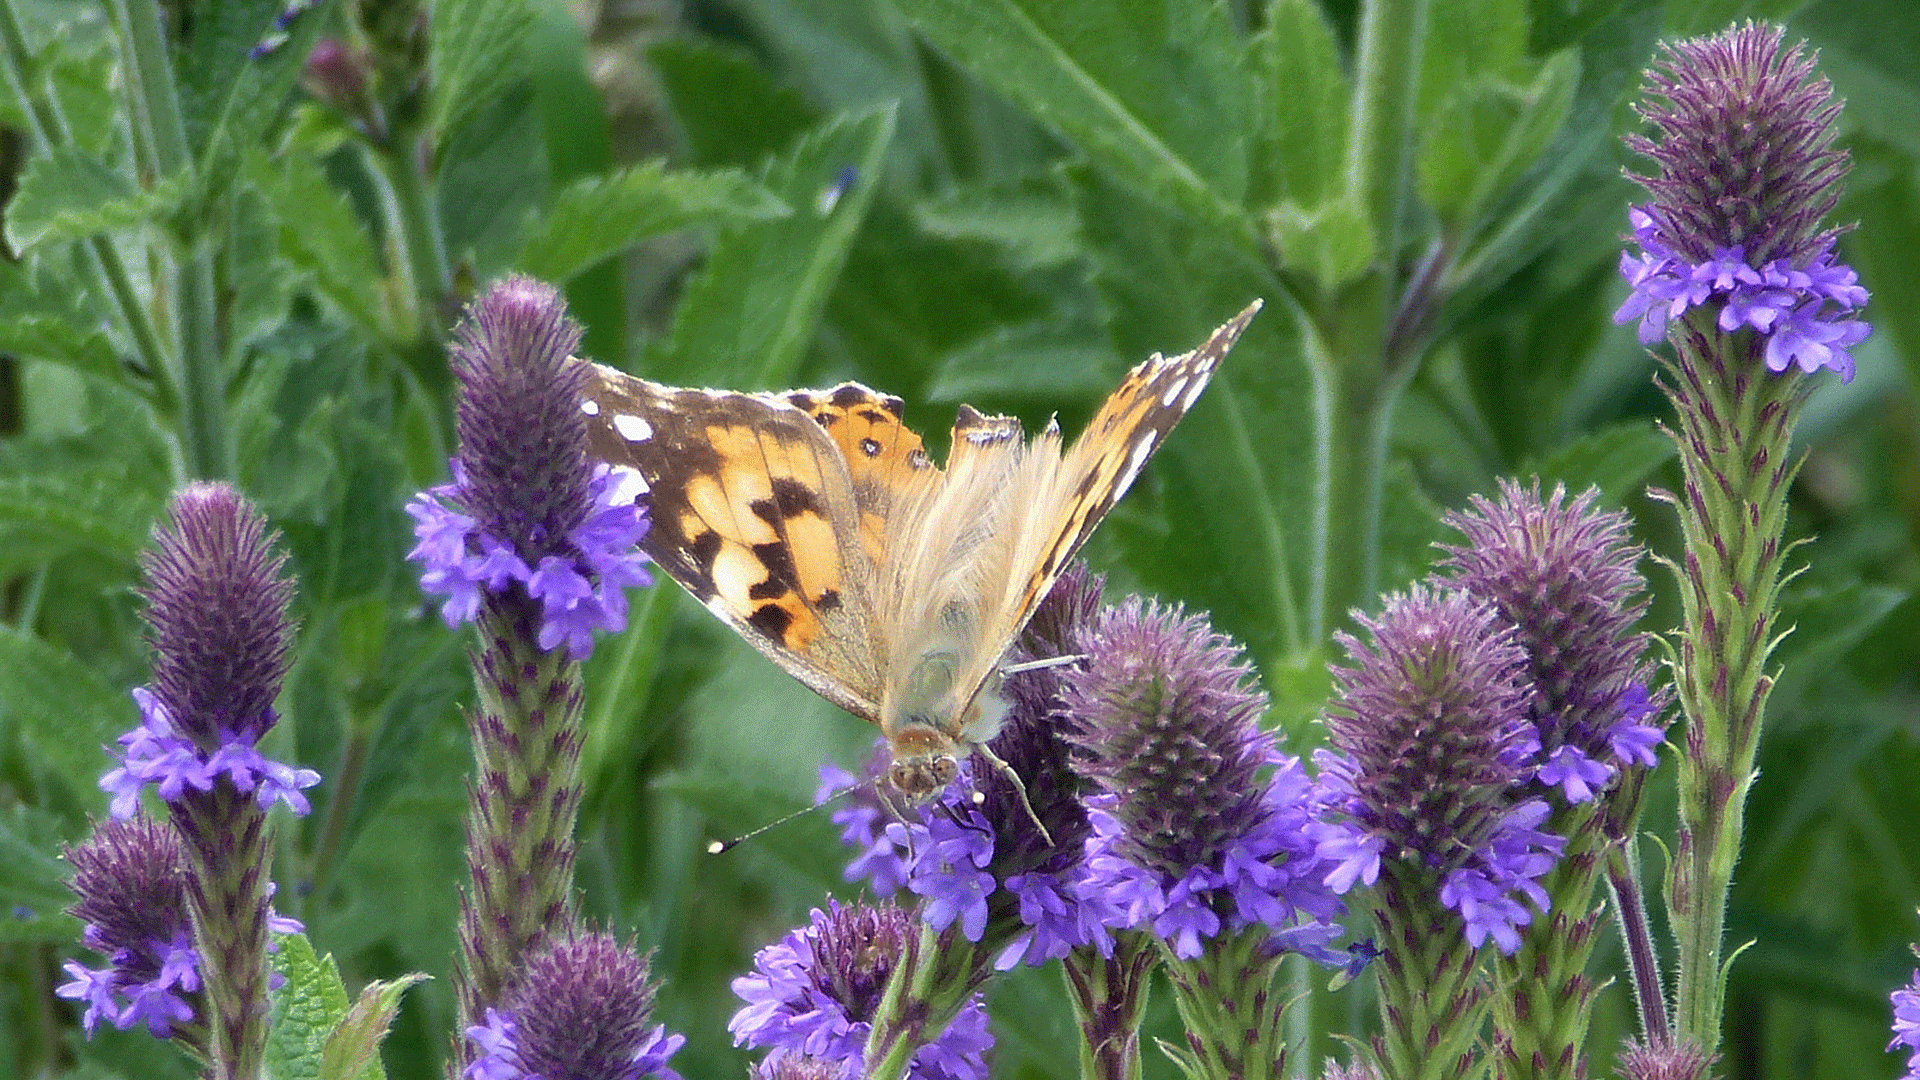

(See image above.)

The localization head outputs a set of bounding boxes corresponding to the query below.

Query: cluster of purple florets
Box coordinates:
[101,687,320,821]
[1615,207,1869,380]
[407,460,652,658]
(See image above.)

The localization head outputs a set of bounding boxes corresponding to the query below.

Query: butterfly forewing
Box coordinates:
[580,365,886,720]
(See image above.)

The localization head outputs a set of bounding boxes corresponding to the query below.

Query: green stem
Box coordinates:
[1658,318,1806,1053]
[863,923,986,1080]
[1371,863,1492,1080]
[108,0,232,479]
[1063,934,1156,1080]
[1488,801,1611,1080]
[1161,928,1292,1080]
[363,133,450,343]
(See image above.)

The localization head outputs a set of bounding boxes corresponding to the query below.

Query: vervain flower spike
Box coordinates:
[406,277,654,1071]
[463,932,683,1080]
[1614,23,1870,1054]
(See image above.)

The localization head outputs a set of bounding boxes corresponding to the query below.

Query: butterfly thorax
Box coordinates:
[881,646,1011,800]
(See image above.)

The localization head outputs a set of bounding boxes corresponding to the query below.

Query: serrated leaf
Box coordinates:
[0,260,122,380]
[913,179,1080,271]
[430,0,537,143]
[646,39,819,170]
[0,806,81,943]
[515,162,790,283]
[895,0,1257,236]
[243,150,389,338]
[0,626,134,804]
[644,106,894,388]
[1070,166,1313,674]
[1256,0,1350,206]
[320,972,429,1080]
[5,146,188,254]
[267,933,354,1080]
[0,474,156,570]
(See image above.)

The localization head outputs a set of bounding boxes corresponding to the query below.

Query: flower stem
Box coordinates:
[1063,933,1156,1080]
[174,786,273,1080]
[453,591,586,1071]
[1160,929,1291,1080]
[1488,802,1609,1080]
[1656,319,1806,1052]
[1371,864,1490,1080]
[863,923,985,1080]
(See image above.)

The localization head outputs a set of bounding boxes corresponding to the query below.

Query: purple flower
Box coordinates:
[729,901,992,1080]
[1062,598,1345,963]
[1892,970,1920,1079]
[463,932,683,1080]
[1436,480,1669,804]
[1614,23,1869,380]
[1313,586,1565,955]
[55,816,203,1042]
[406,277,653,659]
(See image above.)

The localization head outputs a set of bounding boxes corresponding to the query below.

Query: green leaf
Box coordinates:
[646,39,820,169]
[429,0,537,143]
[1418,0,1530,129]
[1416,51,1580,224]
[0,261,121,381]
[1263,195,1376,291]
[0,473,156,571]
[515,162,790,284]
[913,179,1081,272]
[267,933,355,1080]
[320,973,429,1080]
[0,626,134,804]
[1255,0,1350,207]
[1070,165,1313,674]
[5,146,187,255]
[895,0,1258,237]
[1528,422,1676,506]
[0,806,80,943]
[243,150,390,339]
[643,106,895,388]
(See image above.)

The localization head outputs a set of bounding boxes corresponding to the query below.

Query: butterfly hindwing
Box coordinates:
[580,365,885,720]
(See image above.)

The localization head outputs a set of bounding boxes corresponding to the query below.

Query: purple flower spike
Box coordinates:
[1063,598,1345,962]
[729,900,992,1080]
[407,277,653,659]
[463,932,683,1080]
[1313,586,1563,954]
[1437,480,1669,802]
[55,816,204,1046]
[1616,1035,1717,1080]
[1615,22,1869,380]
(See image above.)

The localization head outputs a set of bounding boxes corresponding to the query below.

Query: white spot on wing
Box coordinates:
[1160,376,1189,408]
[604,465,650,501]
[1116,432,1158,495]
[614,414,653,442]
[1181,372,1209,411]
[581,399,600,416]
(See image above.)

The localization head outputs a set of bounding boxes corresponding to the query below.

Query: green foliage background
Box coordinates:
[0,0,1915,1077]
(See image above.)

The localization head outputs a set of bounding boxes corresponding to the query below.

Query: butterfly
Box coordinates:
[578,302,1260,802]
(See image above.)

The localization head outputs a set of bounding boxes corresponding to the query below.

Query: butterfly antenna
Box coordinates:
[975,743,1055,847]
[708,786,855,855]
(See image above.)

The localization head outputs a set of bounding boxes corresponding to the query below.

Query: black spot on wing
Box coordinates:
[747,540,801,601]
[748,603,795,638]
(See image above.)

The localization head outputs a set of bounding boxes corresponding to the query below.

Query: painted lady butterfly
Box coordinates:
[580,303,1260,800]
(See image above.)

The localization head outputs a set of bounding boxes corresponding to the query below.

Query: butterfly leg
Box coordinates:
[974,741,1055,847]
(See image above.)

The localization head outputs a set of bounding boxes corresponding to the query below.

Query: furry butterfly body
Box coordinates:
[580,303,1260,799]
